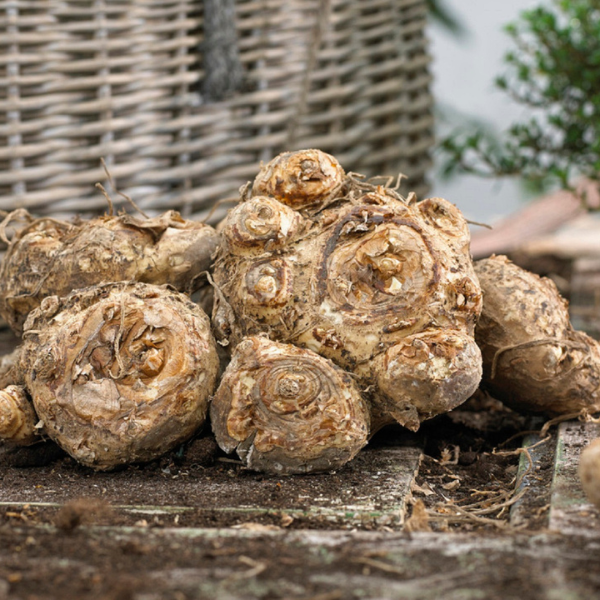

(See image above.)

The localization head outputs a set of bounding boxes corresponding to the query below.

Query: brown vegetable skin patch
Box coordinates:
[475,255,600,416]
[252,149,345,211]
[210,336,370,475]
[0,346,24,388]
[0,385,39,446]
[20,282,219,470]
[221,196,304,256]
[316,206,441,318]
[370,330,482,431]
[580,439,600,511]
[0,211,218,335]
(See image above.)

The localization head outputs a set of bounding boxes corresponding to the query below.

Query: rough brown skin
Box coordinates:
[0,210,219,335]
[210,336,370,475]
[17,282,220,470]
[579,439,600,510]
[251,149,345,211]
[0,346,23,388]
[0,385,39,446]
[370,330,483,431]
[475,255,600,415]
[213,149,483,433]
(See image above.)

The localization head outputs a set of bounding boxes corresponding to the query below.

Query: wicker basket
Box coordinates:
[0,0,433,221]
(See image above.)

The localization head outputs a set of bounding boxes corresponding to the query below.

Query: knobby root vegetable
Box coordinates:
[0,385,39,446]
[475,255,600,415]
[17,282,219,470]
[0,210,218,335]
[213,149,483,432]
[0,346,23,388]
[370,330,483,431]
[579,439,600,511]
[251,149,345,211]
[210,336,370,474]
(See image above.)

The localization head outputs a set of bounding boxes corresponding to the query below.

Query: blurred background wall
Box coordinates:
[428,0,541,225]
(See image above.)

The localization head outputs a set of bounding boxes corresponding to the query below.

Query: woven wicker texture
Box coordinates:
[0,0,433,221]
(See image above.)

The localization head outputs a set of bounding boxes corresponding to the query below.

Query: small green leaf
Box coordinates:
[438,0,600,203]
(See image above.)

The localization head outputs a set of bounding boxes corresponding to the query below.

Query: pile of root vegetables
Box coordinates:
[1,150,600,495]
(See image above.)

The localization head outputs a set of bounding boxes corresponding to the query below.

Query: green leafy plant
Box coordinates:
[440,0,600,205]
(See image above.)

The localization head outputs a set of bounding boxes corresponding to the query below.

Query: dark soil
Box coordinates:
[0,394,536,531]
[409,393,554,532]
[0,429,419,528]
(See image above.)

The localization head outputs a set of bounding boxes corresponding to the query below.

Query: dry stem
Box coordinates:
[99,158,149,219]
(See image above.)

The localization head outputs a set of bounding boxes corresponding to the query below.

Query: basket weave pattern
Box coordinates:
[0,0,433,220]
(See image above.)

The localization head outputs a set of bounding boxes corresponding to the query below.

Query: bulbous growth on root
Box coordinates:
[214,150,482,431]
[221,196,304,257]
[210,336,370,475]
[0,210,218,335]
[370,330,482,431]
[475,255,600,415]
[19,282,220,470]
[580,439,600,511]
[0,385,39,446]
[251,149,345,211]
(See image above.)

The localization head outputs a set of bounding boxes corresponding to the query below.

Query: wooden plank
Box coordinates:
[519,214,600,259]
[549,421,600,534]
[0,322,422,529]
[0,446,422,530]
[510,430,555,528]
[1,526,600,599]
